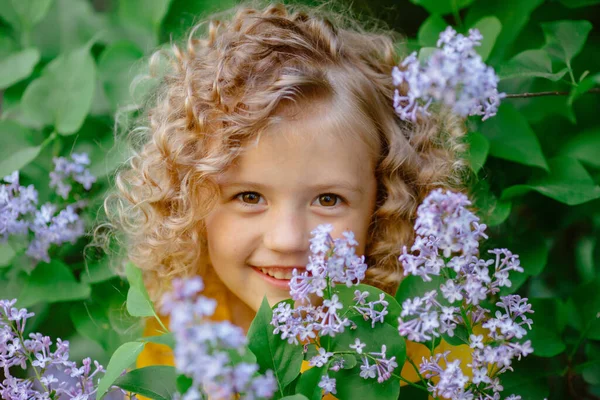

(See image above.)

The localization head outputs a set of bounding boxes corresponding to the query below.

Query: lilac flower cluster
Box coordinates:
[0,153,94,263]
[272,225,370,343]
[49,153,96,199]
[271,225,399,393]
[397,189,534,399]
[393,26,506,122]
[0,298,109,399]
[161,277,277,400]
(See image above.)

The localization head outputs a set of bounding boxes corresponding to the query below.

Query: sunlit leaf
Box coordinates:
[542,20,593,67]
[96,341,147,399]
[21,44,96,135]
[0,48,40,89]
[0,120,42,177]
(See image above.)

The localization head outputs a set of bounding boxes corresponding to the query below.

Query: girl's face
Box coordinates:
[204,106,378,319]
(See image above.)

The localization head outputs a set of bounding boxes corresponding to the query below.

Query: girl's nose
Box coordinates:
[263,206,309,254]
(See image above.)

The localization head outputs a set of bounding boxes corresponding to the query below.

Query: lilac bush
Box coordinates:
[393,26,506,122]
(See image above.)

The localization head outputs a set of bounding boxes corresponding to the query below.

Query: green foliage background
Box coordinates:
[0,0,599,398]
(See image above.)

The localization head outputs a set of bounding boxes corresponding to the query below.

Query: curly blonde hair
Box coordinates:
[103,1,468,301]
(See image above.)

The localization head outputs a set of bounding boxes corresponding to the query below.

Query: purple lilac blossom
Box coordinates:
[0,298,119,400]
[0,153,95,263]
[161,277,277,400]
[49,153,96,199]
[397,189,533,399]
[393,26,506,122]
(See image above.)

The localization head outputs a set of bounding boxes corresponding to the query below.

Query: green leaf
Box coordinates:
[542,20,593,67]
[480,103,548,171]
[21,44,96,135]
[472,180,511,227]
[510,231,549,276]
[96,341,147,399]
[336,283,402,328]
[31,0,108,59]
[330,317,404,400]
[466,131,489,174]
[498,49,568,81]
[395,275,447,305]
[464,0,544,64]
[571,277,600,340]
[247,297,304,393]
[125,261,155,318]
[280,395,310,400]
[502,157,600,206]
[113,366,178,400]
[409,0,474,15]
[0,120,43,177]
[17,260,91,307]
[559,128,600,168]
[160,0,238,40]
[118,0,172,33]
[296,366,325,400]
[470,16,501,62]
[0,0,53,31]
[98,41,144,110]
[567,73,600,115]
[142,333,175,349]
[176,375,193,396]
[0,242,15,267]
[0,48,39,89]
[500,357,551,399]
[80,258,118,284]
[417,15,446,48]
[527,298,566,357]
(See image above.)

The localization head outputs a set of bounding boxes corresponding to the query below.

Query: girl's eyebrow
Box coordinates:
[220,180,365,195]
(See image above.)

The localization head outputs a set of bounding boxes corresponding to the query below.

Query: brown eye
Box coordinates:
[240,192,261,204]
[318,194,339,207]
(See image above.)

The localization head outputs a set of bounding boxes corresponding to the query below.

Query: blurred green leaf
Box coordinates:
[571,276,600,340]
[296,365,325,400]
[464,0,544,64]
[466,131,489,174]
[21,44,96,135]
[80,258,118,284]
[0,0,53,32]
[567,72,600,111]
[98,41,144,111]
[500,357,551,399]
[498,49,568,81]
[480,103,549,171]
[118,0,173,34]
[17,260,91,307]
[417,14,446,48]
[559,127,600,169]
[542,20,593,68]
[160,0,238,40]
[0,120,43,177]
[113,366,178,400]
[125,261,155,318]
[470,16,501,62]
[510,231,549,276]
[575,236,596,283]
[0,48,40,89]
[528,298,566,357]
[395,275,448,305]
[0,243,15,267]
[409,0,474,15]
[472,180,512,227]
[502,156,600,205]
[97,341,147,399]
[31,0,108,59]
[280,396,310,400]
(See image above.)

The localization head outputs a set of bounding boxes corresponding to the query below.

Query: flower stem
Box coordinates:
[505,88,600,98]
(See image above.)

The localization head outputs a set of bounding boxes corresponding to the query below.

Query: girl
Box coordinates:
[105,0,469,390]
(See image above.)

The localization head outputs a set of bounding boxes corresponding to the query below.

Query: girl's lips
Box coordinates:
[251,266,301,290]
